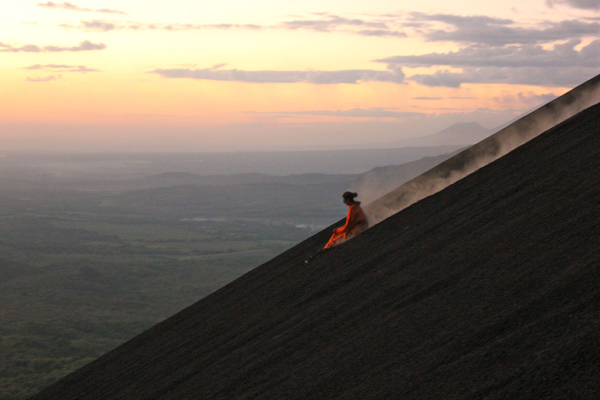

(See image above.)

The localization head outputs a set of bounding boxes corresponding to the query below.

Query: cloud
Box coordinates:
[412,97,443,100]
[409,13,600,45]
[376,39,600,87]
[60,13,402,36]
[377,39,600,68]
[409,66,598,87]
[36,1,127,14]
[1,40,106,53]
[57,15,403,37]
[96,8,128,15]
[409,71,467,88]
[46,10,598,44]
[24,64,99,73]
[26,75,60,82]
[80,20,116,31]
[282,13,387,31]
[493,92,558,107]
[546,0,600,10]
[1,44,43,53]
[51,10,400,37]
[44,40,106,52]
[150,64,405,84]
[151,38,600,88]
[247,107,423,119]
[59,20,262,32]
[37,1,90,11]
[280,13,405,37]
[357,29,406,37]
[411,13,514,28]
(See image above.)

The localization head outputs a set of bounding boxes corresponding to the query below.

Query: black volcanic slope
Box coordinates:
[33,105,600,399]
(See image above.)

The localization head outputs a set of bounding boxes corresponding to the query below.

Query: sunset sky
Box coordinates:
[2,0,600,151]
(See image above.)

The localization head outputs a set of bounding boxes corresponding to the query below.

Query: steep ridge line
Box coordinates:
[32,96,600,396]
[365,73,600,225]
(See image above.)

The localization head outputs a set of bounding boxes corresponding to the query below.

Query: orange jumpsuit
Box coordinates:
[324,201,369,249]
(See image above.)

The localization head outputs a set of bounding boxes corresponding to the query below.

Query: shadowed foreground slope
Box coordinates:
[33,104,600,399]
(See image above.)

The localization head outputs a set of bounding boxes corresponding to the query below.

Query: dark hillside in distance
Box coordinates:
[41,153,460,225]
[33,103,600,399]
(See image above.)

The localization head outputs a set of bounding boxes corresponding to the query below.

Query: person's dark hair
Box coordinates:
[342,191,358,200]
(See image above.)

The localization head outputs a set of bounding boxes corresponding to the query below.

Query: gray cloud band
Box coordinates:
[546,0,600,10]
[150,39,600,88]
[408,67,599,87]
[24,64,99,73]
[408,13,600,45]
[59,21,263,32]
[281,14,389,31]
[377,39,600,87]
[26,75,60,82]
[0,40,106,53]
[150,66,405,84]
[57,12,404,37]
[377,39,600,68]
[36,1,127,15]
[54,11,600,48]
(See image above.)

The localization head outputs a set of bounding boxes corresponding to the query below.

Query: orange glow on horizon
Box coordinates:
[0,0,594,151]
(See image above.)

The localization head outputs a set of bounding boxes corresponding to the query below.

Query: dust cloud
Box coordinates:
[363,74,600,226]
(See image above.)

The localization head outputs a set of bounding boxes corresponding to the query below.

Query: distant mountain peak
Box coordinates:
[436,121,488,134]
[401,121,491,147]
[422,121,490,145]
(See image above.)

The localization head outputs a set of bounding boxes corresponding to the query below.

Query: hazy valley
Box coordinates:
[0,145,460,399]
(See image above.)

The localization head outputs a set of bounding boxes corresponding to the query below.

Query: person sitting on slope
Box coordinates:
[324,191,369,249]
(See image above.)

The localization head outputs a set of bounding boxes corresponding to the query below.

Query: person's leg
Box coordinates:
[324,232,341,249]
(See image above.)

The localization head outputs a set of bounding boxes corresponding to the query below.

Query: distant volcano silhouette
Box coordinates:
[33,80,600,399]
